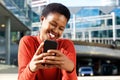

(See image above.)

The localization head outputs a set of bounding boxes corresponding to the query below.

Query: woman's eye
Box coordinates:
[50,23,56,27]
[59,27,64,31]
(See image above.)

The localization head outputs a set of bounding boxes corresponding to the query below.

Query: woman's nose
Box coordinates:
[53,27,59,33]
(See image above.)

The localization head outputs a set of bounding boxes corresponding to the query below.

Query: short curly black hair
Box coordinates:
[41,3,70,21]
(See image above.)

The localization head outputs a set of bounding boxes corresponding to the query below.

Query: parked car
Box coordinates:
[100,64,118,75]
[78,66,94,76]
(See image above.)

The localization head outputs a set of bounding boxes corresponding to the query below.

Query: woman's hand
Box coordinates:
[43,50,74,72]
[29,42,58,72]
[29,42,46,72]
[29,42,74,73]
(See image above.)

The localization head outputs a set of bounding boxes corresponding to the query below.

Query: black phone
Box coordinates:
[43,40,58,53]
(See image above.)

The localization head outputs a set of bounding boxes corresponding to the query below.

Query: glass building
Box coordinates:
[0,0,32,47]
[64,7,120,45]
[31,0,120,45]
[0,0,32,64]
[0,0,32,38]
[9,0,32,28]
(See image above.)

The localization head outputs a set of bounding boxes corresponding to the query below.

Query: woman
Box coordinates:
[18,3,77,80]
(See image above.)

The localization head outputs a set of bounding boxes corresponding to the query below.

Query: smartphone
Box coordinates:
[43,40,58,53]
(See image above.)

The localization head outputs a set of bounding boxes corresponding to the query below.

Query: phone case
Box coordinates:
[43,40,58,52]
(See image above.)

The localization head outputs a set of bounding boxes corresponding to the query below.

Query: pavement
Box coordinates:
[0,64,18,73]
[0,64,18,80]
[0,64,120,80]
[77,76,120,80]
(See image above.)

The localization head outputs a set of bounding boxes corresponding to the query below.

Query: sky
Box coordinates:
[49,0,117,7]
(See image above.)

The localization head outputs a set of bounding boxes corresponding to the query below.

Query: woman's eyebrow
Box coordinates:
[52,20,65,28]
[52,20,57,24]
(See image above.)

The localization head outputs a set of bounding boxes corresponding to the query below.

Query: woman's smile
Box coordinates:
[48,32,56,40]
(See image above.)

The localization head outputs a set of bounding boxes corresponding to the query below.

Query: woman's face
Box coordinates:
[40,12,68,41]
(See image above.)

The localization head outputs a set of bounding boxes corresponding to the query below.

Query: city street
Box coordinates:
[0,64,120,80]
[0,74,120,80]
[78,76,120,80]
[0,64,18,80]
[0,74,18,80]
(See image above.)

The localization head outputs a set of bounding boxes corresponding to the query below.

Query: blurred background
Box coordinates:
[1,0,120,79]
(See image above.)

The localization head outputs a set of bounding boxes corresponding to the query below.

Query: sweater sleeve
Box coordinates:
[59,39,78,80]
[18,36,37,80]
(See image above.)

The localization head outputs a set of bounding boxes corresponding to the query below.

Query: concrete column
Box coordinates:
[116,0,119,6]
[104,18,107,27]
[88,30,92,42]
[5,16,11,65]
[17,31,20,40]
[111,12,116,41]
[108,40,110,45]
[94,39,96,43]
[105,40,107,44]
[72,14,76,40]
[82,32,85,41]
[98,39,100,43]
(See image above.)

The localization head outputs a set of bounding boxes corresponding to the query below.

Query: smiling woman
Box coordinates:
[40,12,67,41]
[18,3,77,80]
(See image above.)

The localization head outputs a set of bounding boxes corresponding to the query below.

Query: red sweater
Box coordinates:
[18,35,77,80]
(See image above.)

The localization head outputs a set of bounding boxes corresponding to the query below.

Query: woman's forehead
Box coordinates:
[46,13,67,23]
[47,13,67,26]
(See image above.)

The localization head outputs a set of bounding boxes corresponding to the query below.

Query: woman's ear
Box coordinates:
[40,16,45,22]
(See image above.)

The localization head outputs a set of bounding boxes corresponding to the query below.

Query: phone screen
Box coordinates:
[43,40,58,52]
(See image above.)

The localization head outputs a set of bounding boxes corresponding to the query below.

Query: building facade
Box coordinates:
[64,8,120,46]
[0,0,32,64]
[0,0,32,38]
[31,0,120,45]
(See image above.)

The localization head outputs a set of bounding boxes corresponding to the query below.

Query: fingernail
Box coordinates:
[52,53,56,56]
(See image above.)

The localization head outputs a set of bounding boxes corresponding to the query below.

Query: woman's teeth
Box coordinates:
[50,33,55,38]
